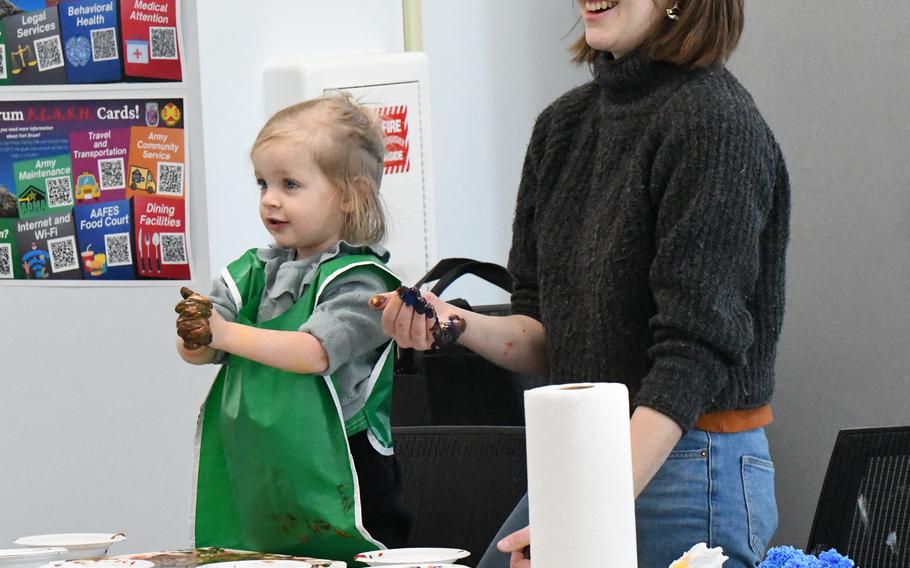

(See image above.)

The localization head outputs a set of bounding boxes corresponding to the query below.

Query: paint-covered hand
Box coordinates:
[175,286,214,350]
[368,287,465,350]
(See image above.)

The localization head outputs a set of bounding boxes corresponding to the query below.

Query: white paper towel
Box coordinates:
[524,382,637,568]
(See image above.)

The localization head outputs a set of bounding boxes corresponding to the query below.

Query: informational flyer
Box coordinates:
[0,97,191,284]
[0,0,184,85]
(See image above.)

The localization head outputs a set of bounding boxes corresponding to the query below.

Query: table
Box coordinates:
[113,547,346,568]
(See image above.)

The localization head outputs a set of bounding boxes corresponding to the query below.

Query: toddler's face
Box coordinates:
[252,139,346,259]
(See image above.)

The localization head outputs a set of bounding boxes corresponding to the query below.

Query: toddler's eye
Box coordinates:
[282,179,300,190]
[256,178,267,190]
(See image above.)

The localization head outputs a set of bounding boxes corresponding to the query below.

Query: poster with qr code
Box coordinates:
[0,218,22,278]
[0,26,11,86]
[69,127,129,202]
[59,0,124,84]
[15,209,81,280]
[2,7,68,85]
[73,199,134,279]
[0,97,192,284]
[127,126,184,199]
[132,193,188,279]
[120,0,182,81]
[13,153,74,219]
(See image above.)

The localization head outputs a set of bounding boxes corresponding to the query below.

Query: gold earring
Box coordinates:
[666,1,680,20]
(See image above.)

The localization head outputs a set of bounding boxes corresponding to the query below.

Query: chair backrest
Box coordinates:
[392,425,527,567]
[807,425,910,567]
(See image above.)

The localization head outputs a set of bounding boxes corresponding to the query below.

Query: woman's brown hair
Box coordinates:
[571,0,744,68]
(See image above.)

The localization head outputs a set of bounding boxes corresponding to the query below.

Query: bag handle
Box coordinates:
[429,260,513,296]
[413,258,478,288]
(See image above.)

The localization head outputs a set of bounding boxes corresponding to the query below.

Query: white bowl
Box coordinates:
[14,534,126,561]
[41,560,153,568]
[353,548,470,566]
[0,548,68,568]
[361,565,469,568]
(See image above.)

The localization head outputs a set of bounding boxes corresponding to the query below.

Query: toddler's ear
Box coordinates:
[340,178,369,213]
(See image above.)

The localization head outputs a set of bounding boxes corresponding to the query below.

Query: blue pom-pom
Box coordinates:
[758,546,856,568]
[818,549,854,568]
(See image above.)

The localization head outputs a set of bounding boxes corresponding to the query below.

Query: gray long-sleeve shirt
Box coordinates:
[208,241,394,421]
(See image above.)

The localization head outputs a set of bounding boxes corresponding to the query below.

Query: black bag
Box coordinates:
[392,258,549,427]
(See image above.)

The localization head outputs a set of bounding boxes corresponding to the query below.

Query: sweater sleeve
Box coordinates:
[206,273,239,365]
[508,108,553,322]
[632,99,778,430]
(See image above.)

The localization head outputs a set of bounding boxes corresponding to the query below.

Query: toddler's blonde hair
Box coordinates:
[252,92,387,245]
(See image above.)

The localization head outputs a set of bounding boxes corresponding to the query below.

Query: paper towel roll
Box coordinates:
[524,383,637,568]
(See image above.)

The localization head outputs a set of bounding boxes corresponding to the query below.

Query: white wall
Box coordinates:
[421,0,589,304]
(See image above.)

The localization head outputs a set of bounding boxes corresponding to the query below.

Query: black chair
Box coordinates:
[807,426,910,567]
[393,425,527,567]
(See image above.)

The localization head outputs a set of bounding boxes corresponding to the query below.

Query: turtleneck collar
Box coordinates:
[593,49,691,106]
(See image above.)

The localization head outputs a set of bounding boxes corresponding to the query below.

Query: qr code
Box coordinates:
[99,158,125,190]
[48,235,78,273]
[104,232,132,267]
[160,232,187,265]
[0,243,12,279]
[90,27,118,62]
[0,45,7,80]
[46,176,74,207]
[149,27,178,60]
[156,162,184,196]
[35,35,64,72]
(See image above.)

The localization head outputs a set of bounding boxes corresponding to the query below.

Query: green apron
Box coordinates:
[193,249,400,562]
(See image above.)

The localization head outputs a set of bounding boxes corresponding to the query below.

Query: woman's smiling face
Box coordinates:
[578,0,667,58]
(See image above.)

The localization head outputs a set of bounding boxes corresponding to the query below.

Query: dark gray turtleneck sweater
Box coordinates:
[508,52,790,430]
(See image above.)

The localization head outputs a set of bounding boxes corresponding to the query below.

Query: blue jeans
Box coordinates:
[477,428,778,568]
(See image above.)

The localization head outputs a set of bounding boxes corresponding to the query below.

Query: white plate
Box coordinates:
[202,562,311,568]
[14,535,126,552]
[15,535,126,561]
[0,548,68,568]
[359,565,469,568]
[41,561,153,568]
[0,549,68,560]
[352,549,470,566]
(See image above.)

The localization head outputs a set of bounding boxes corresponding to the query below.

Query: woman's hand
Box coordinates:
[497,526,531,568]
[369,289,458,350]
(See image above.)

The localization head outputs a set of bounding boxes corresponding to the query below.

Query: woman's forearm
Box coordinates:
[454,310,549,376]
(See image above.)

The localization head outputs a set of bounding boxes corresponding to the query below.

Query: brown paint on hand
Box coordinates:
[368,294,388,309]
[176,287,214,349]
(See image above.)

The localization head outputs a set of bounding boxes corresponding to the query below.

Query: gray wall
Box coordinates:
[728,1,910,548]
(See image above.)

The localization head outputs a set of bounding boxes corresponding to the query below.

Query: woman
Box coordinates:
[375,1,788,566]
